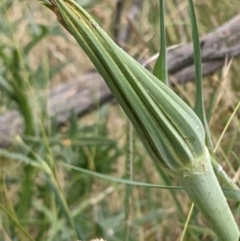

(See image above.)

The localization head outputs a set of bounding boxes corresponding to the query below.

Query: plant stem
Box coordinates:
[172,151,239,240]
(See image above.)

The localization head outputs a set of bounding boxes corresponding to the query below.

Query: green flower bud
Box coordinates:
[49,0,207,173]
[44,1,239,239]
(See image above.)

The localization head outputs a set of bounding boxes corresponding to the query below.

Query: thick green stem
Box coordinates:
[171,150,239,241]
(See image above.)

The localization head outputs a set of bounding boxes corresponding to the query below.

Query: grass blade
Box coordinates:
[153,0,168,85]
[187,0,213,150]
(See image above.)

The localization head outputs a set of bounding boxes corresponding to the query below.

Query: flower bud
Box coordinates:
[50,0,207,172]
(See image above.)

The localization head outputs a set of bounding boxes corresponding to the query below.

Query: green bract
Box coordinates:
[49,0,206,173]
[44,0,239,240]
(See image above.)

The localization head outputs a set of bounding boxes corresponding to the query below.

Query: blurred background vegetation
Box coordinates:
[0,0,239,240]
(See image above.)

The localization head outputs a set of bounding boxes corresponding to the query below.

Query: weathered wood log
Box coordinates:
[168,14,240,83]
[0,72,109,148]
[0,14,240,148]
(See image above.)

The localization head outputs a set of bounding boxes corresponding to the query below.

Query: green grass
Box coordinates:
[0,0,240,240]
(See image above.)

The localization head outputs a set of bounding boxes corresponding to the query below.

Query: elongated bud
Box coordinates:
[44,0,239,240]
[48,0,206,173]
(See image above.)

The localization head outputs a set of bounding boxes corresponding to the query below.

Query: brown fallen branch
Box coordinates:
[0,14,240,148]
[168,14,240,83]
[0,72,109,148]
